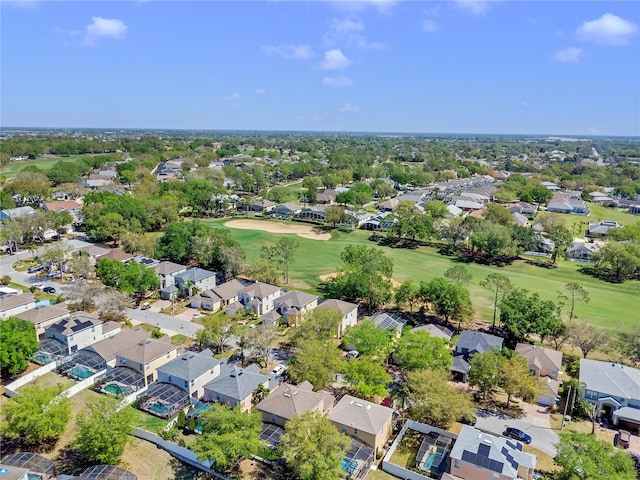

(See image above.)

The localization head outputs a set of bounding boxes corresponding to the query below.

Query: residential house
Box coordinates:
[511,212,528,227]
[629,204,640,215]
[0,206,36,221]
[546,192,589,215]
[454,199,484,212]
[586,221,620,238]
[515,344,563,406]
[296,205,327,221]
[452,331,503,382]
[175,268,217,296]
[541,181,561,192]
[97,250,134,262]
[360,212,396,231]
[203,363,277,412]
[256,381,335,427]
[412,323,454,341]
[0,292,36,319]
[370,312,406,337]
[44,200,83,226]
[274,202,303,218]
[449,425,536,480]
[191,279,246,311]
[316,299,358,338]
[237,198,276,213]
[508,202,538,217]
[79,245,112,265]
[45,312,121,354]
[328,394,394,454]
[16,303,69,340]
[588,191,614,204]
[115,338,179,386]
[446,204,464,217]
[156,349,222,399]
[153,261,188,289]
[377,198,401,212]
[566,240,602,261]
[236,282,282,316]
[316,189,337,205]
[274,290,319,326]
[85,327,151,367]
[579,359,640,432]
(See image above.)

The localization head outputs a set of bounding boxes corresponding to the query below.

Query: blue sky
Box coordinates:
[2,1,639,136]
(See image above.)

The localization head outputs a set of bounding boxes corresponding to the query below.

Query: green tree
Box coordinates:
[469,349,505,400]
[560,282,590,323]
[291,307,342,344]
[394,330,452,371]
[89,211,130,244]
[0,385,72,446]
[0,317,39,378]
[279,412,351,480]
[499,288,559,347]
[394,279,420,318]
[73,396,134,464]
[480,273,513,332]
[444,265,472,285]
[326,205,348,228]
[591,241,640,280]
[547,225,573,264]
[484,203,513,226]
[97,259,160,296]
[192,404,264,471]
[616,327,640,367]
[275,237,299,284]
[567,321,608,358]
[501,355,545,409]
[324,245,394,313]
[288,340,343,390]
[342,320,393,358]
[405,368,474,428]
[244,258,280,284]
[421,277,473,330]
[555,431,636,480]
[344,358,391,399]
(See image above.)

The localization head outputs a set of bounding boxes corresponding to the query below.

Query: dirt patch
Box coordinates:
[225,220,331,241]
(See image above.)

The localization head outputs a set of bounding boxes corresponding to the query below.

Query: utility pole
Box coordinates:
[561,385,572,430]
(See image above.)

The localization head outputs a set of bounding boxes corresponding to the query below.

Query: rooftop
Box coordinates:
[157,350,221,381]
[328,394,394,435]
[579,359,640,401]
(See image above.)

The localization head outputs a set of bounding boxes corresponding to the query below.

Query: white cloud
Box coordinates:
[324,17,364,45]
[339,102,360,112]
[2,0,41,9]
[320,49,352,70]
[83,17,128,46]
[455,1,490,15]
[576,13,637,46]
[555,46,583,63]
[348,34,385,49]
[327,1,398,14]
[254,88,267,95]
[262,44,314,60]
[422,19,440,33]
[322,75,353,87]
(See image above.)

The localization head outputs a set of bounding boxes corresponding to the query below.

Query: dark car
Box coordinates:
[43,286,56,294]
[504,427,532,444]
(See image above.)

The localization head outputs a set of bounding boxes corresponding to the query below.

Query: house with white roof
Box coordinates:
[579,359,640,431]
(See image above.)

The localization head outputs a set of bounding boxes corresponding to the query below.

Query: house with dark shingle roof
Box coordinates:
[316,299,358,338]
[156,349,222,399]
[580,359,640,431]
[274,290,319,326]
[452,331,503,382]
[328,394,394,454]
[256,381,335,427]
[449,425,536,480]
[45,311,121,354]
[203,363,278,412]
[152,261,188,289]
[17,304,69,340]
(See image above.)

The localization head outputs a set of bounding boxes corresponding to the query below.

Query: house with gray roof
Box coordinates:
[157,349,222,399]
[0,292,35,319]
[316,299,358,338]
[256,381,335,427]
[152,260,189,288]
[274,202,303,218]
[203,363,278,412]
[370,312,406,337]
[175,267,217,295]
[516,344,563,406]
[580,359,640,431]
[413,323,454,341]
[449,425,536,480]
[586,220,620,238]
[275,290,319,326]
[191,279,246,311]
[237,281,282,316]
[45,311,120,354]
[17,303,69,340]
[0,206,36,221]
[328,394,394,454]
[452,331,503,382]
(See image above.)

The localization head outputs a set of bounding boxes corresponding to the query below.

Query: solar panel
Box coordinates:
[478,443,491,456]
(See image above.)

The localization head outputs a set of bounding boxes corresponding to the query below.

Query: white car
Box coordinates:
[271,364,287,376]
[346,350,360,359]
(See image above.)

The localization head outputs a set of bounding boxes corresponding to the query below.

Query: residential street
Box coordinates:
[474,406,559,457]
[125,308,203,339]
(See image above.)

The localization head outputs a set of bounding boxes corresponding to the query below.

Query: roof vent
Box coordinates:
[293,391,298,396]
[366,405,371,409]
[355,402,364,408]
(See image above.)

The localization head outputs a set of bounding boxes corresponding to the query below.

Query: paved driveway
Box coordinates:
[474,408,559,457]
[126,308,203,339]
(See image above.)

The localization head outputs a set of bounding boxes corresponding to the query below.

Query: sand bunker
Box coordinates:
[319,271,401,286]
[225,219,331,241]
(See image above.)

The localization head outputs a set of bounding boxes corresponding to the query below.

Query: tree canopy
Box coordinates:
[344,358,391,399]
[499,288,560,346]
[342,320,393,358]
[0,317,39,378]
[393,330,452,371]
[288,339,343,390]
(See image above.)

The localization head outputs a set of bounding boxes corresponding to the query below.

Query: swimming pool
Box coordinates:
[103,383,132,396]
[147,401,171,415]
[68,365,94,379]
[341,458,357,475]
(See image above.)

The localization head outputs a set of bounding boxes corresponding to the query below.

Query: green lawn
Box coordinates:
[0,154,88,178]
[208,218,640,331]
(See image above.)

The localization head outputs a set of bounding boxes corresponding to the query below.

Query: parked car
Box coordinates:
[140,302,151,310]
[618,430,631,449]
[504,427,532,444]
[28,264,43,273]
[346,350,360,359]
[43,286,56,294]
[271,364,287,376]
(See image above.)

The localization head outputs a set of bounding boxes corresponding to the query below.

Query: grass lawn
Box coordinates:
[128,405,171,433]
[365,468,401,480]
[15,371,74,393]
[170,334,192,346]
[389,429,423,470]
[208,218,640,331]
[0,154,90,178]
[523,444,559,474]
